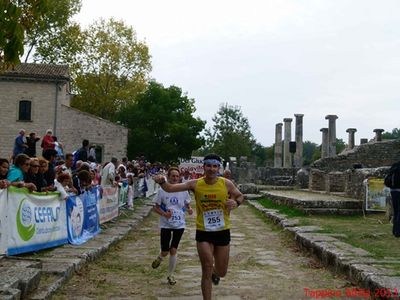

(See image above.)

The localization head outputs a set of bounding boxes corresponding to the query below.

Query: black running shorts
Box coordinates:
[195,229,231,246]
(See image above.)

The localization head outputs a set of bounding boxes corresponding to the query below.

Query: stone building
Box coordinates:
[0,63,128,162]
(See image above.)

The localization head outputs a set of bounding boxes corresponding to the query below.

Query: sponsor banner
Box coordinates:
[67,187,100,245]
[99,186,119,224]
[145,177,158,197]
[179,156,204,179]
[365,178,390,211]
[0,189,7,255]
[118,180,129,207]
[7,187,67,255]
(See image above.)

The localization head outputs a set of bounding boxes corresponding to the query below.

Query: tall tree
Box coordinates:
[35,18,152,121]
[0,0,48,69]
[24,0,81,62]
[383,128,400,140]
[117,81,206,162]
[204,103,255,162]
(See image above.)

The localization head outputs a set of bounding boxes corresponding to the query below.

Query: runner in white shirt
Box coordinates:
[151,167,193,285]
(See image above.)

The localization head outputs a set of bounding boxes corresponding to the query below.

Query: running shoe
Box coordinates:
[151,256,162,269]
[167,276,176,285]
[211,272,220,285]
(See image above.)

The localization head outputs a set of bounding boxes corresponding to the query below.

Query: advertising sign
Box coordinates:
[365,178,390,211]
[7,187,67,255]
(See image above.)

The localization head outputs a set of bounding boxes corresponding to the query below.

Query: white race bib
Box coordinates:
[203,209,225,231]
[168,209,185,228]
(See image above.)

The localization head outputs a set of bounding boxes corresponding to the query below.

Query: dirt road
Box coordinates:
[54,203,357,299]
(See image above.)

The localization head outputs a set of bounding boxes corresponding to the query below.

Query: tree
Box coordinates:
[117,81,206,162]
[0,0,48,69]
[303,141,319,166]
[24,0,81,62]
[204,103,255,162]
[35,18,152,121]
[383,128,400,140]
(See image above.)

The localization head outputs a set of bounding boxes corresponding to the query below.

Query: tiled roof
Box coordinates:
[0,63,70,81]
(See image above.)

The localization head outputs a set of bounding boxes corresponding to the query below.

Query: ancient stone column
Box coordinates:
[294,114,304,168]
[325,115,338,157]
[283,118,292,168]
[360,138,368,144]
[346,128,357,149]
[274,123,283,168]
[373,129,384,142]
[320,128,329,159]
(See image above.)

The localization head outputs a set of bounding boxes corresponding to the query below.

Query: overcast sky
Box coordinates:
[74,0,400,147]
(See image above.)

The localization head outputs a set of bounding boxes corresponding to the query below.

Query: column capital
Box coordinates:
[346,128,357,133]
[283,118,293,122]
[325,114,338,120]
[275,123,283,127]
[320,128,328,133]
[294,114,304,118]
[373,128,384,133]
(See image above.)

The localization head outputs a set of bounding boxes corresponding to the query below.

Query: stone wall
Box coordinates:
[60,105,128,162]
[311,139,400,172]
[0,67,127,162]
[0,80,62,158]
[232,163,298,185]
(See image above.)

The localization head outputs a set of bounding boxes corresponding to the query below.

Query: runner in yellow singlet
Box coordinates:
[154,154,244,300]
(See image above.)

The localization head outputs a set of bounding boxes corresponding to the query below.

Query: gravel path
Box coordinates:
[54,203,358,299]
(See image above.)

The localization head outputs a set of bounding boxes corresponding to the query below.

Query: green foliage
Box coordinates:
[382,128,400,140]
[36,18,151,121]
[303,140,319,166]
[336,138,346,154]
[204,103,255,163]
[117,81,206,162]
[0,0,49,68]
[25,0,81,62]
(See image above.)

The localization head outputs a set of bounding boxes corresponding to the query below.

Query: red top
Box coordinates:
[41,135,55,150]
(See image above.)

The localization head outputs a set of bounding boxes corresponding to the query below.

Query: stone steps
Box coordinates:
[259,190,363,215]
[0,204,153,300]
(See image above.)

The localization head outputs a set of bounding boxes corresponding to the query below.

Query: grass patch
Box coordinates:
[258,198,306,217]
[256,198,400,271]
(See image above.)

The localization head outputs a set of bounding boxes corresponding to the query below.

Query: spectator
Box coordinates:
[25,132,40,157]
[53,136,64,160]
[78,170,92,194]
[13,129,28,159]
[72,162,90,194]
[181,169,191,183]
[7,153,36,191]
[54,172,77,200]
[89,145,96,162]
[100,157,118,186]
[75,139,90,162]
[61,153,74,176]
[41,129,55,155]
[25,157,47,192]
[42,149,58,191]
[0,158,10,189]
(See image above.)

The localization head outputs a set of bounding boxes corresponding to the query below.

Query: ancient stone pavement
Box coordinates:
[51,201,361,300]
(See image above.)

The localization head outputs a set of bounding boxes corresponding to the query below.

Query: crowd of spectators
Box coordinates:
[1,128,171,208]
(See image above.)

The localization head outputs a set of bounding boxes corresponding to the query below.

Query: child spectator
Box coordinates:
[54,172,77,200]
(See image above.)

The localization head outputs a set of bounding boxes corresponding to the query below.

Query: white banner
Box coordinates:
[179,156,204,179]
[99,186,119,224]
[6,187,68,255]
[0,189,7,255]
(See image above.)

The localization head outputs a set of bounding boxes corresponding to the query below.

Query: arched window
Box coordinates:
[18,100,31,121]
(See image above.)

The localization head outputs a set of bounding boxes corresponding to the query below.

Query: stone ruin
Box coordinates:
[231,113,400,201]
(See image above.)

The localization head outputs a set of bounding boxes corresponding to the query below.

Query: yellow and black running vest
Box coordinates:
[194,177,230,231]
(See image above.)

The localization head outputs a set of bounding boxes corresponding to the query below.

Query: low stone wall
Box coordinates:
[308,167,390,200]
[311,139,400,172]
[232,165,298,185]
[326,171,346,193]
